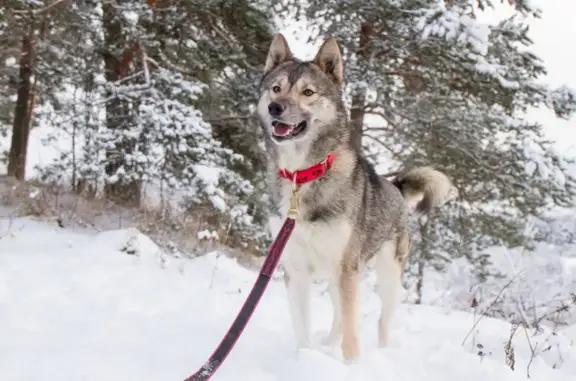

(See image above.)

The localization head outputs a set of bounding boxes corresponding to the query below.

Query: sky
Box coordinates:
[516,0,576,156]
[276,0,576,157]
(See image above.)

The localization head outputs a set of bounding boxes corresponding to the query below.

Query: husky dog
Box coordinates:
[257,34,454,360]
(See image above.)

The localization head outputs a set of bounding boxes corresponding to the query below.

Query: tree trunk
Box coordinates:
[101,3,141,207]
[349,90,366,153]
[349,23,374,152]
[414,221,430,304]
[414,255,425,305]
[7,34,34,180]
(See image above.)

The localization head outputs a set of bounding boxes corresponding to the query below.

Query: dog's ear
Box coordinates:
[264,34,294,74]
[313,38,343,85]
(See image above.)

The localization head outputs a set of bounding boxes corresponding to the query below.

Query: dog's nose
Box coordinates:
[268,102,284,117]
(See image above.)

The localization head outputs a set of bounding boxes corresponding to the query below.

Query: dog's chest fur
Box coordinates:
[269,181,352,279]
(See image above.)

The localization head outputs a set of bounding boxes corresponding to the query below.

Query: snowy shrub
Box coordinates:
[36,67,269,252]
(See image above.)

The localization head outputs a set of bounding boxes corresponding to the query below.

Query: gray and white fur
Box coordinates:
[257,34,455,360]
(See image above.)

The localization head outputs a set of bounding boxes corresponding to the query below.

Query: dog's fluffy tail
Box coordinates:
[391,166,455,214]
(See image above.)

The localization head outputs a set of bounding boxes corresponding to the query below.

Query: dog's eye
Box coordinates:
[303,89,315,96]
[272,85,281,93]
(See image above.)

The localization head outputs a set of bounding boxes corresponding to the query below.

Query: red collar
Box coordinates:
[278,153,335,186]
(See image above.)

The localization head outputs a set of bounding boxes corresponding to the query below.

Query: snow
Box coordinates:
[1,213,575,381]
[426,238,576,327]
[1,3,576,378]
[417,5,491,56]
[198,229,220,241]
[4,57,16,67]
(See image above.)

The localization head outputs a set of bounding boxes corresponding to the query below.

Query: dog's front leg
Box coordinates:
[339,263,360,361]
[284,270,311,349]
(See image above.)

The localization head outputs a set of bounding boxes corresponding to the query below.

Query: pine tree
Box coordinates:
[0,2,24,138]
[2,1,46,179]
[8,0,275,251]
[296,0,576,300]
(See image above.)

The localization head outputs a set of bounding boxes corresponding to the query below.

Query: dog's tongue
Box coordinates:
[273,122,294,136]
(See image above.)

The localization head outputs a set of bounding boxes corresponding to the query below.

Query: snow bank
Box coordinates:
[0,215,575,381]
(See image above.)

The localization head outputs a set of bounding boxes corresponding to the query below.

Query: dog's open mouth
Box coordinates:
[271,120,308,140]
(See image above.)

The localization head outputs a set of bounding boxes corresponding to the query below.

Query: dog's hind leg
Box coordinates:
[284,270,312,349]
[375,234,408,347]
[323,278,342,346]
[339,265,361,360]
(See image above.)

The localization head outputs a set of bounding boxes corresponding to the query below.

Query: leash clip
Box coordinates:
[287,185,301,219]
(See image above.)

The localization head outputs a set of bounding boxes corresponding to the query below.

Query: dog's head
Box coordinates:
[257,34,345,146]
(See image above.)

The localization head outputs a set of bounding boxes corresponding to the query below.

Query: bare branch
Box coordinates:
[204,115,254,124]
[462,271,524,346]
[12,0,70,16]
[145,54,200,81]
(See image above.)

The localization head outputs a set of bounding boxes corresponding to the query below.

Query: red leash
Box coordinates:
[184,154,333,380]
[184,217,296,381]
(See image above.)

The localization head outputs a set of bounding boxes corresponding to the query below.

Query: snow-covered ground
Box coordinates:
[1,213,575,381]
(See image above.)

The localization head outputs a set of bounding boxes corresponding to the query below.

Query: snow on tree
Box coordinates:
[295,0,576,303]
[12,0,275,252]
